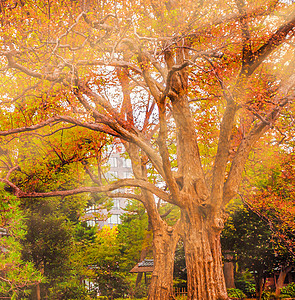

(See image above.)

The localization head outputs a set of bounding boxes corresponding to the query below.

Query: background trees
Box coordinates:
[222,201,295,300]
[221,141,295,300]
[0,1,295,299]
[21,196,90,300]
[0,125,103,299]
[80,201,150,299]
[222,205,277,300]
[245,148,295,257]
[0,185,43,299]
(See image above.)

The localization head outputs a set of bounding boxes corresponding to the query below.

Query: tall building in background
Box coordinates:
[83,150,133,228]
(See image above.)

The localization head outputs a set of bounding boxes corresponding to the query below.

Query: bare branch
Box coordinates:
[1,177,170,202]
[76,59,142,74]
[107,192,144,203]
[5,52,61,82]
[0,116,116,137]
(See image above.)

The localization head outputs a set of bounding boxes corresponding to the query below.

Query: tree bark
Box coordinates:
[275,265,293,297]
[180,210,229,300]
[126,143,179,300]
[36,283,41,300]
[223,251,236,289]
[254,269,264,300]
[148,225,179,300]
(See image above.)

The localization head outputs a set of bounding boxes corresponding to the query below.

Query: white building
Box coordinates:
[84,150,133,228]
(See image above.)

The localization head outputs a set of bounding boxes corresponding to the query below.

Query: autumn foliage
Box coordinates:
[0,0,294,299]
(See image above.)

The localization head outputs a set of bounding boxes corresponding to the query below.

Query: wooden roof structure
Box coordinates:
[130,259,154,273]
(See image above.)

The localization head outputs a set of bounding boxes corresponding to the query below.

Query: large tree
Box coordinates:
[0,1,295,299]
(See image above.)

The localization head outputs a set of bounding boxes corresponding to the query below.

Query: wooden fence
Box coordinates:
[173,286,187,297]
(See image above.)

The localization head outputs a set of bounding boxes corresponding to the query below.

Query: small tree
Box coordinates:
[84,226,129,299]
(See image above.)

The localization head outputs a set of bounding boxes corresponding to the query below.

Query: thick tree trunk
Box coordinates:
[275,265,293,297]
[148,225,179,300]
[181,210,228,300]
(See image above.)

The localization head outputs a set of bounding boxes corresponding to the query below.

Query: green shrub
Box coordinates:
[281,282,295,298]
[133,283,148,298]
[97,296,108,300]
[227,288,246,299]
[279,294,293,299]
[235,280,256,298]
[261,291,277,300]
[48,281,89,299]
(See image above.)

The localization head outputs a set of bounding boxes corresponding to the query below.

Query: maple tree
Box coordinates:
[0,1,295,299]
[245,149,295,255]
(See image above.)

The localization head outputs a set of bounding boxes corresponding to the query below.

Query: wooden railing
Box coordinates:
[173,286,187,297]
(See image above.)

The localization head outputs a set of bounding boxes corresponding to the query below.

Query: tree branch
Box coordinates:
[211,99,237,205]
[0,116,119,137]
[241,194,295,257]
[223,94,293,204]
[0,111,165,179]
[236,0,252,65]
[138,52,163,102]
[107,192,144,203]
[2,177,171,203]
[157,99,180,205]
[76,59,142,75]
[5,52,61,82]
[241,10,295,76]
